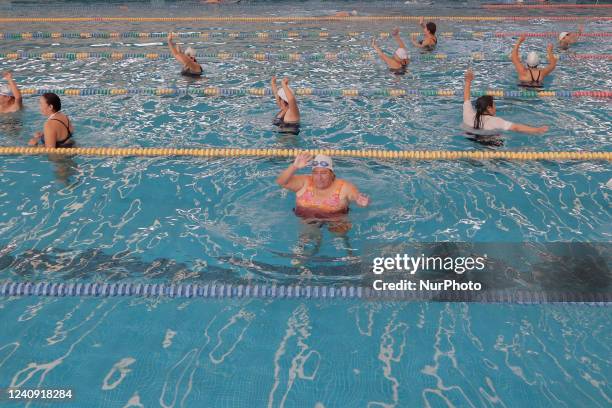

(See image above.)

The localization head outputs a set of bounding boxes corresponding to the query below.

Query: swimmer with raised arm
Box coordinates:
[276,153,369,225]
[411,16,437,51]
[0,72,23,113]
[371,28,410,75]
[558,25,584,50]
[271,76,300,134]
[168,32,203,77]
[512,34,557,88]
[463,69,548,142]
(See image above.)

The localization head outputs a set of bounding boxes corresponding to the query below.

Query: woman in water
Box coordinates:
[276,153,369,233]
[512,35,557,88]
[167,33,203,77]
[0,71,22,114]
[28,93,75,148]
[271,76,300,134]
[371,28,410,75]
[463,69,548,144]
[558,25,583,50]
[411,17,437,51]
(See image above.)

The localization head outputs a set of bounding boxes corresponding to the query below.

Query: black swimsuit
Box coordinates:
[465,134,504,147]
[273,115,300,135]
[181,64,203,77]
[389,65,407,75]
[519,69,543,88]
[40,116,73,148]
[419,36,437,51]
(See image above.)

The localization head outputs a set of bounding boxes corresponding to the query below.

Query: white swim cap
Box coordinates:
[312,154,334,172]
[277,88,289,103]
[184,47,196,57]
[350,10,357,16]
[395,47,409,60]
[526,51,539,68]
[0,85,10,96]
[559,32,569,41]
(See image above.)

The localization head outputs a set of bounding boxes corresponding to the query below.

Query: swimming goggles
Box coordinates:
[312,160,330,167]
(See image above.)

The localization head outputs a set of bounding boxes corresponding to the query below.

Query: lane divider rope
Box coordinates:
[483,3,612,9]
[1,30,611,40]
[2,51,610,62]
[0,280,609,305]
[10,87,612,99]
[0,16,610,23]
[0,147,610,161]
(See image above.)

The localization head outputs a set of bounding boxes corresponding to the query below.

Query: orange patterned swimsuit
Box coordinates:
[294,177,348,219]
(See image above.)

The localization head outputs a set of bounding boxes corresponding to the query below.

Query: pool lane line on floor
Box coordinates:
[0,280,610,305]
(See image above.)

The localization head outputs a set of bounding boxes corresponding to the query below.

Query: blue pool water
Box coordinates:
[0,1,611,407]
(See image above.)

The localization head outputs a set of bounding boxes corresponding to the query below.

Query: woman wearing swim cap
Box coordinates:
[463,69,548,142]
[271,76,300,134]
[167,33,203,77]
[0,71,22,113]
[558,25,583,50]
[411,17,437,51]
[512,35,557,88]
[276,153,369,231]
[371,28,410,75]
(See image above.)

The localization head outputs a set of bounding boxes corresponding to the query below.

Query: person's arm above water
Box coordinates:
[41,121,61,148]
[27,131,43,146]
[371,38,386,58]
[276,153,310,192]
[27,123,59,147]
[463,68,473,102]
[512,35,527,75]
[344,182,370,207]
[271,75,284,109]
[167,33,181,58]
[411,34,424,48]
[281,78,298,110]
[541,43,557,77]
[419,16,426,33]
[509,123,548,134]
[567,24,584,44]
[168,33,199,71]
[371,39,399,68]
[391,28,407,50]
[412,17,432,48]
[3,72,22,108]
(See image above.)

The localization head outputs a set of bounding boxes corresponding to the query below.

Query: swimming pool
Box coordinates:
[0,1,610,407]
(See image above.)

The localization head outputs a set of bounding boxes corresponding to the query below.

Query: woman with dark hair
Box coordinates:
[411,17,437,51]
[28,93,74,148]
[463,69,548,138]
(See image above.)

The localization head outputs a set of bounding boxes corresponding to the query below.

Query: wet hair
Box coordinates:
[473,96,494,130]
[426,22,437,35]
[41,92,61,112]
